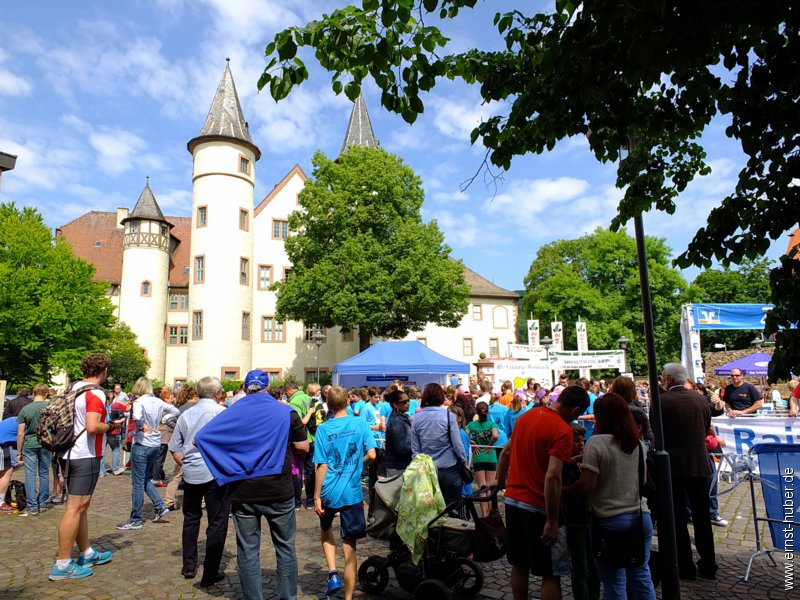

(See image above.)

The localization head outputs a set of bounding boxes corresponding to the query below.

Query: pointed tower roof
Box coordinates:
[341,93,380,154]
[120,178,173,228]
[187,60,261,160]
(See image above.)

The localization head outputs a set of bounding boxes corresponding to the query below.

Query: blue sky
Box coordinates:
[0,1,789,292]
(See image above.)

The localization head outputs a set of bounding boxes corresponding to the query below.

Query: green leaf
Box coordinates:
[344,80,361,101]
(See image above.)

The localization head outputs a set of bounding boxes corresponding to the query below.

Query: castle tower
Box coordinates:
[119,179,172,382]
[186,60,260,382]
[341,93,380,153]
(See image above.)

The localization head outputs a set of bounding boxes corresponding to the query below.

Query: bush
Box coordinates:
[221,379,243,393]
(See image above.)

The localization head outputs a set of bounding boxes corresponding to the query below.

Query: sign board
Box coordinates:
[712,416,800,455]
[549,350,626,371]
[508,344,549,361]
[492,360,553,390]
[575,321,590,379]
[527,319,540,347]
[691,303,773,330]
[551,321,564,351]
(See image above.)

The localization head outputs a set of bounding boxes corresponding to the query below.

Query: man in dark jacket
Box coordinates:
[658,363,718,580]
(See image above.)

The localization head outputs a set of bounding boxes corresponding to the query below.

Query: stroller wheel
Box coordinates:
[451,558,483,597]
[414,578,452,600]
[358,556,390,594]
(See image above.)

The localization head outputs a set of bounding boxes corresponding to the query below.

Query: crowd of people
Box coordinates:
[0,352,788,600]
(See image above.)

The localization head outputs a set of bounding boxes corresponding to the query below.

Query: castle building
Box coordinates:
[57,63,519,385]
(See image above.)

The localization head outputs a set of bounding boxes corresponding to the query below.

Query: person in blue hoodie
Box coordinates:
[195,370,308,600]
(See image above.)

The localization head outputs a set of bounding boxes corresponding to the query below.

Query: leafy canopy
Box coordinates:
[0,202,115,385]
[275,146,469,349]
[100,323,151,390]
[522,228,687,375]
[259,1,800,379]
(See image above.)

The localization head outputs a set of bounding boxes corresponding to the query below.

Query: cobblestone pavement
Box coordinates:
[0,459,793,600]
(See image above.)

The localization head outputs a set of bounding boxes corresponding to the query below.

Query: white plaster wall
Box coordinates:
[188,140,255,380]
[119,236,169,382]
[164,309,189,384]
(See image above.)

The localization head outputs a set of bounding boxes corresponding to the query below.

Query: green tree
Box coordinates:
[0,202,115,385]
[100,323,151,390]
[258,1,799,379]
[683,257,773,352]
[275,146,469,350]
[522,228,687,374]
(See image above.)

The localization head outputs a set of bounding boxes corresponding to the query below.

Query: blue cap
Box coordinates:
[244,369,269,390]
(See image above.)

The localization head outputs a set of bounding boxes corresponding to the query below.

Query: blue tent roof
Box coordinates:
[713,352,772,376]
[333,341,470,374]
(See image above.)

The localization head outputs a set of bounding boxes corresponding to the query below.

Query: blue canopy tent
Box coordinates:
[713,352,772,377]
[332,341,470,388]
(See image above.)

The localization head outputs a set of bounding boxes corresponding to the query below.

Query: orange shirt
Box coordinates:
[505,406,573,509]
[499,392,513,408]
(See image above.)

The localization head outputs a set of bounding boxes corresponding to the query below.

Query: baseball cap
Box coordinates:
[244,369,269,390]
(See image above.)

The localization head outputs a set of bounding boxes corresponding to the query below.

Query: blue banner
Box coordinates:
[691,303,773,330]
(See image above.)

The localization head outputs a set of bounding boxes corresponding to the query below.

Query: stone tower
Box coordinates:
[186,60,260,381]
[119,179,172,382]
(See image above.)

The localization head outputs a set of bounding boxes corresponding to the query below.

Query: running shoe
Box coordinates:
[116,521,143,530]
[153,506,171,522]
[77,549,113,567]
[49,561,93,581]
[326,572,343,595]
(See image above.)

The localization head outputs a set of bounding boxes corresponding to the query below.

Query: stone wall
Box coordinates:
[702,347,774,390]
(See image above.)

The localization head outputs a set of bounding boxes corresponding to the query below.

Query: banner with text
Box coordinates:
[492,360,553,390]
[551,321,564,351]
[712,416,800,455]
[527,319,540,348]
[508,344,549,361]
[691,303,773,330]
[549,350,626,371]
[576,321,590,379]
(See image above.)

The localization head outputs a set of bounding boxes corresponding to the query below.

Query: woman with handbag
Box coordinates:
[410,383,468,506]
[565,392,656,600]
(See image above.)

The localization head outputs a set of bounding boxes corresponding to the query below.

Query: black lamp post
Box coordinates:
[313,329,326,382]
[541,335,553,388]
[616,335,629,372]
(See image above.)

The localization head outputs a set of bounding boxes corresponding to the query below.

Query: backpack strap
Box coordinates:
[63,382,105,495]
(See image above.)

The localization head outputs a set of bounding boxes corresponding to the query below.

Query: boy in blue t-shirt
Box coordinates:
[314,386,377,599]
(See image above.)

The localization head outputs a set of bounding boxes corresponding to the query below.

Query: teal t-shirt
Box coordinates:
[466,419,498,464]
[503,405,531,436]
[17,401,47,450]
[351,399,366,417]
[362,402,384,443]
[314,416,377,508]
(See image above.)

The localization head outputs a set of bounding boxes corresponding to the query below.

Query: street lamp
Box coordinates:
[313,329,326,382]
[616,336,629,373]
[541,336,553,388]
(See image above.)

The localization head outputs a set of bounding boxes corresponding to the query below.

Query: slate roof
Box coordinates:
[121,180,171,227]
[462,264,519,299]
[57,211,191,287]
[341,93,379,153]
[187,60,261,159]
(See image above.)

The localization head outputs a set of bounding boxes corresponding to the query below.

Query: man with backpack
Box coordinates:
[50,353,120,581]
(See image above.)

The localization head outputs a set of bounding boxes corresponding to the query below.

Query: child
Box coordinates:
[313,386,377,599]
[564,423,599,600]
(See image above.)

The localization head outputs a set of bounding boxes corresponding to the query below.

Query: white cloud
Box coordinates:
[0,68,32,96]
[152,187,192,214]
[89,129,148,175]
[485,177,590,215]
[0,136,85,192]
[428,94,499,140]
[432,190,470,204]
[425,209,483,248]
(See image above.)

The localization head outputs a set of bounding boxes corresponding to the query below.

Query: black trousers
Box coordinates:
[182,480,231,579]
[671,475,717,574]
[303,442,315,508]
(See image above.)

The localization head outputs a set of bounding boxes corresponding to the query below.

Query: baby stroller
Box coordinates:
[359,473,501,600]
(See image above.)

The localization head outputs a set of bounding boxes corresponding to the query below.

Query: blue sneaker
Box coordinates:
[49,561,93,581]
[77,549,113,567]
[326,572,343,595]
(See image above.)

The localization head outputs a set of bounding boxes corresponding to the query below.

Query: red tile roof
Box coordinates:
[57,211,191,287]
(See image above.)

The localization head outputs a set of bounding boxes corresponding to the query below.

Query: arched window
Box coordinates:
[141,281,151,296]
[492,306,509,329]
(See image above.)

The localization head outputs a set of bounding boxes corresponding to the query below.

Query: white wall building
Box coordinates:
[57,63,519,386]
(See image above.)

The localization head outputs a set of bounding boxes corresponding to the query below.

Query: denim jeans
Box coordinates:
[22,447,51,510]
[707,454,720,518]
[130,443,165,522]
[592,512,656,600]
[107,433,122,472]
[233,497,297,600]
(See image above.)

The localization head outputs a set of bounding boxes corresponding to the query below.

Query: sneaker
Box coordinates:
[49,561,93,581]
[38,505,49,513]
[116,521,143,531]
[164,503,177,512]
[326,572,343,595]
[77,549,113,567]
[153,506,171,522]
[18,508,39,517]
[99,472,107,478]
[113,468,126,476]
[711,516,729,527]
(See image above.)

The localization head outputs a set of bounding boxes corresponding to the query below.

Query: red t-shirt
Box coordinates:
[60,381,107,460]
[792,385,800,400]
[505,406,573,509]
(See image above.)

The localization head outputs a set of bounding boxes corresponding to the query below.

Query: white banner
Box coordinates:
[492,360,553,390]
[549,350,626,371]
[681,305,704,383]
[576,321,590,379]
[712,416,800,455]
[527,319,540,347]
[551,321,564,351]
[508,344,549,361]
